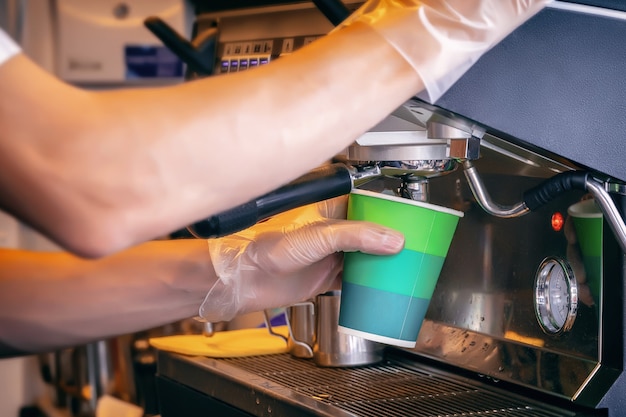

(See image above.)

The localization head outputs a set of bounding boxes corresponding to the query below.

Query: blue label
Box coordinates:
[125,45,183,79]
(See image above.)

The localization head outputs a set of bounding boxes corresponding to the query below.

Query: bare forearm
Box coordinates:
[0,23,419,257]
[0,240,214,355]
[0,198,405,357]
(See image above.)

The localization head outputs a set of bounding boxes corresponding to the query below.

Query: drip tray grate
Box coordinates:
[220,354,573,417]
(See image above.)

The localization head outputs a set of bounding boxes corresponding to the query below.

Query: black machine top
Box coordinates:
[191,0,307,14]
[430,3,626,182]
[191,0,626,14]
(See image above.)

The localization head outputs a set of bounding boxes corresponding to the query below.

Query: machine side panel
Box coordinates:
[431,6,626,182]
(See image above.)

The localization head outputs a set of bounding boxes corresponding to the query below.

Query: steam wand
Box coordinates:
[462,160,626,253]
[462,161,529,218]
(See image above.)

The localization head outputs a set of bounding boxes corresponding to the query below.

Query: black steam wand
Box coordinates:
[463,160,626,254]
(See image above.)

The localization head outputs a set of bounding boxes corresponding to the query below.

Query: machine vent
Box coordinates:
[221,354,574,417]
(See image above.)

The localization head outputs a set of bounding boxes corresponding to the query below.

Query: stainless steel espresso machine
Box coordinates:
[148,1,626,416]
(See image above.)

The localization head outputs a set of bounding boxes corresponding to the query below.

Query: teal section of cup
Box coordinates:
[343,249,444,299]
[568,199,603,307]
[348,190,462,257]
[338,281,430,343]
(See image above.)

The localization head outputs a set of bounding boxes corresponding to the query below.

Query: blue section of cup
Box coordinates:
[338,281,431,345]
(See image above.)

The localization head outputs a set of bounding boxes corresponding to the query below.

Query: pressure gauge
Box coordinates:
[534,257,578,334]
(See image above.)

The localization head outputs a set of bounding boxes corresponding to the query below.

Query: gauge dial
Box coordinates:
[534,257,578,334]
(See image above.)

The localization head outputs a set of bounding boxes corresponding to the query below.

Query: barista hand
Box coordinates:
[344,0,551,102]
[198,197,405,322]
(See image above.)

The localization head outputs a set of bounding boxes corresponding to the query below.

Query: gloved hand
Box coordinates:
[341,0,551,102]
[198,196,405,322]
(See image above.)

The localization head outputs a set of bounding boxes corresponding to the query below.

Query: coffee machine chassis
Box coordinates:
[154,1,626,415]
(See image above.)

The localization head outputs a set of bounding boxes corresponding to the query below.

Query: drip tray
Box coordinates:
[221,354,568,417]
[157,351,587,417]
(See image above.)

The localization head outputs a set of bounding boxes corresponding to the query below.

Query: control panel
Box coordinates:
[217,35,323,73]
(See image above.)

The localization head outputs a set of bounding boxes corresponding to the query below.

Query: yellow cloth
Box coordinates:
[149,326,289,358]
[504,330,545,347]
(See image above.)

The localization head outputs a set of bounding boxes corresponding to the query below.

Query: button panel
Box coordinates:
[217,35,323,74]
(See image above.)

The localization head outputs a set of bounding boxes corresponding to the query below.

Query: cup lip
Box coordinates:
[567,199,602,219]
[337,325,416,348]
[351,189,464,218]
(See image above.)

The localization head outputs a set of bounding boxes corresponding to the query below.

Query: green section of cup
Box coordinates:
[348,190,462,257]
[568,200,603,258]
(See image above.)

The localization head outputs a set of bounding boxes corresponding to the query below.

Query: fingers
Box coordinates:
[239,255,342,314]
[326,220,405,255]
[266,219,404,272]
[316,196,348,219]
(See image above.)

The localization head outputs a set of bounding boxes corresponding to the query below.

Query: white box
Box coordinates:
[55,0,187,84]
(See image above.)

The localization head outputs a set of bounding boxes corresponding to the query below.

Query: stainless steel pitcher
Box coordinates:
[268,290,385,367]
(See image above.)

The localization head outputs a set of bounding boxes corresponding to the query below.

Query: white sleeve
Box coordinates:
[0,28,21,66]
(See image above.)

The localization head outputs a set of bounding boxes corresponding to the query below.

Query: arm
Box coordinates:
[0,1,549,258]
[0,199,405,357]
[0,22,419,258]
[0,239,213,356]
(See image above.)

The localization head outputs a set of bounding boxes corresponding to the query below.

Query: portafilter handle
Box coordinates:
[187,163,367,239]
[311,0,351,26]
[144,16,218,78]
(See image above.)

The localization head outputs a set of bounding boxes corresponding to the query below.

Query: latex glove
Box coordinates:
[198,196,405,322]
[341,0,551,102]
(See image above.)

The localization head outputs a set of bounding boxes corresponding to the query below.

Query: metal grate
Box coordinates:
[221,354,574,417]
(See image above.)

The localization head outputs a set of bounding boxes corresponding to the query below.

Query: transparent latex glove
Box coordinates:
[199,196,405,322]
[341,0,551,102]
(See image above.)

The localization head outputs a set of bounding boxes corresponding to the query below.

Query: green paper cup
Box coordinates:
[338,189,463,348]
[567,199,602,306]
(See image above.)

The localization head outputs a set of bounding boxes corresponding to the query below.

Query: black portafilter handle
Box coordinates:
[143,16,216,76]
[522,171,589,211]
[187,163,354,239]
[312,0,352,26]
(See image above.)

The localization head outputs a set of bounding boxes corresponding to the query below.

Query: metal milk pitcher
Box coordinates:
[268,290,384,367]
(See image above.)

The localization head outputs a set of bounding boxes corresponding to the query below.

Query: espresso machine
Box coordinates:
[147,1,626,416]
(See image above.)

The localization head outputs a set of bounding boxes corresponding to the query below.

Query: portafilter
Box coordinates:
[186,101,479,239]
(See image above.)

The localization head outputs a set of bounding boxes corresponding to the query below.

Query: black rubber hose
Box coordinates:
[522,171,589,211]
[187,163,353,238]
[144,16,215,76]
[312,0,351,26]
